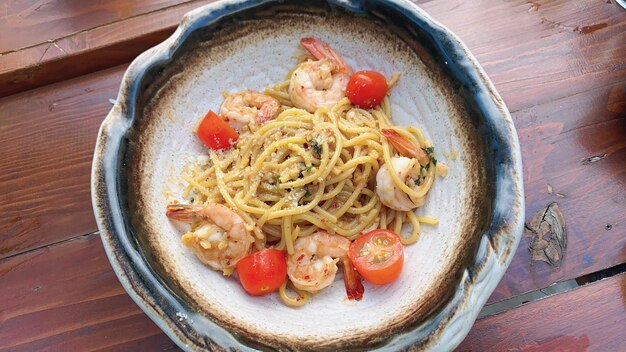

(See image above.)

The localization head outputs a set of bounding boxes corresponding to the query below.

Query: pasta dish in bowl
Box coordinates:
[92,1,524,350]
[168,37,449,306]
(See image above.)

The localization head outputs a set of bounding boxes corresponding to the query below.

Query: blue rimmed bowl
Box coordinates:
[91,0,524,350]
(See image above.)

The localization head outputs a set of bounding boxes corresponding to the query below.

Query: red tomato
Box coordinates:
[236,249,287,296]
[348,229,404,285]
[346,71,389,109]
[196,110,239,150]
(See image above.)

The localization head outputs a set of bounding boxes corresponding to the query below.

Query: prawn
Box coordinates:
[376,157,425,211]
[220,90,280,129]
[289,37,353,113]
[377,130,432,211]
[287,231,364,300]
[166,203,254,274]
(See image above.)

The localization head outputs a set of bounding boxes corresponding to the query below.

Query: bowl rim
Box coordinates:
[91,0,524,350]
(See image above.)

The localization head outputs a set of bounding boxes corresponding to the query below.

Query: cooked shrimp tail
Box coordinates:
[289,38,353,112]
[166,203,254,273]
[287,231,354,293]
[342,257,364,300]
[220,90,279,128]
[166,204,203,222]
[381,129,429,166]
[256,101,279,124]
[300,37,352,74]
[376,157,426,211]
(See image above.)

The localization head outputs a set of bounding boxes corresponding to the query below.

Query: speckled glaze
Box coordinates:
[91,0,524,350]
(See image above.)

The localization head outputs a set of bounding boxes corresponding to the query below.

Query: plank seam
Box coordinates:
[0,0,202,56]
[0,231,99,262]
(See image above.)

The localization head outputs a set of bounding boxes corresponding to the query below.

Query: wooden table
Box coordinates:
[1,0,625,350]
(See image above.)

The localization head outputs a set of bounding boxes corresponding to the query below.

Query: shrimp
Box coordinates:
[166,203,254,274]
[376,129,433,211]
[220,90,280,129]
[289,37,353,113]
[381,129,429,166]
[376,157,425,211]
[287,231,364,300]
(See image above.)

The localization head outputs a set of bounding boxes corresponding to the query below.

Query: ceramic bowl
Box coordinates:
[92,0,524,350]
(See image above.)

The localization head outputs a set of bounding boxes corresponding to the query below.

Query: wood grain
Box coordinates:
[0,0,216,97]
[457,273,626,351]
[1,231,624,351]
[0,66,125,260]
[0,0,182,52]
[417,0,626,303]
[0,0,623,310]
[0,232,179,352]
[489,83,626,303]
[2,0,624,98]
[418,0,626,113]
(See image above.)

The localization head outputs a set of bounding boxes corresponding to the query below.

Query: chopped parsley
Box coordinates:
[310,138,322,155]
[422,147,437,166]
[298,186,312,206]
[303,186,312,198]
[276,175,282,185]
[299,164,314,178]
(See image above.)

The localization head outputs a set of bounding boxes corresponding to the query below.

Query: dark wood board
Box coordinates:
[458,273,626,351]
[0,0,625,350]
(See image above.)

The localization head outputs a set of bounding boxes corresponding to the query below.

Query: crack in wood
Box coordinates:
[0,231,99,263]
[524,202,567,267]
[0,0,202,56]
[581,153,607,165]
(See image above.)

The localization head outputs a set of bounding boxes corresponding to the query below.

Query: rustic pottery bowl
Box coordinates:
[91,0,524,350]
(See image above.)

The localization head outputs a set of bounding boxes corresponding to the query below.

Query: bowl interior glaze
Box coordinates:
[92,1,523,351]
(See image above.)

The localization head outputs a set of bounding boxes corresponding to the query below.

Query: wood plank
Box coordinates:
[416,0,626,303]
[2,0,624,99]
[488,83,626,303]
[0,232,179,352]
[0,66,126,260]
[418,0,626,113]
[0,0,183,52]
[0,0,623,296]
[457,272,626,351]
[0,0,216,97]
[1,230,624,351]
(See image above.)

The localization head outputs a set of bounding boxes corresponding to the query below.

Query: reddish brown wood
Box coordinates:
[489,83,626,303]
[1,0,624,98]
[0,0,183,52]
[418,0,626,304]
[457,273,626,351]
[0,66,126,260]
[418,0,626,113]
[0,0,216,97]
[0,232,179,351]
[0,0,623,295]
[1,231,624,351]
[0,1,625,349]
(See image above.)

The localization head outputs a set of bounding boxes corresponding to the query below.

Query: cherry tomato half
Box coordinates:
[236,249,287,296]
[195,110,239,150]
[346,71,389,109]
[348,229,404,285]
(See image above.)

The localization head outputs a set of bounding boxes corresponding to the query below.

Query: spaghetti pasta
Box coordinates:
[168,37,446,305]
[183,96,437,255]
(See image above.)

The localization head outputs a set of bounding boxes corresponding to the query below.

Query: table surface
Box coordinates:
[1,0,625,350]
